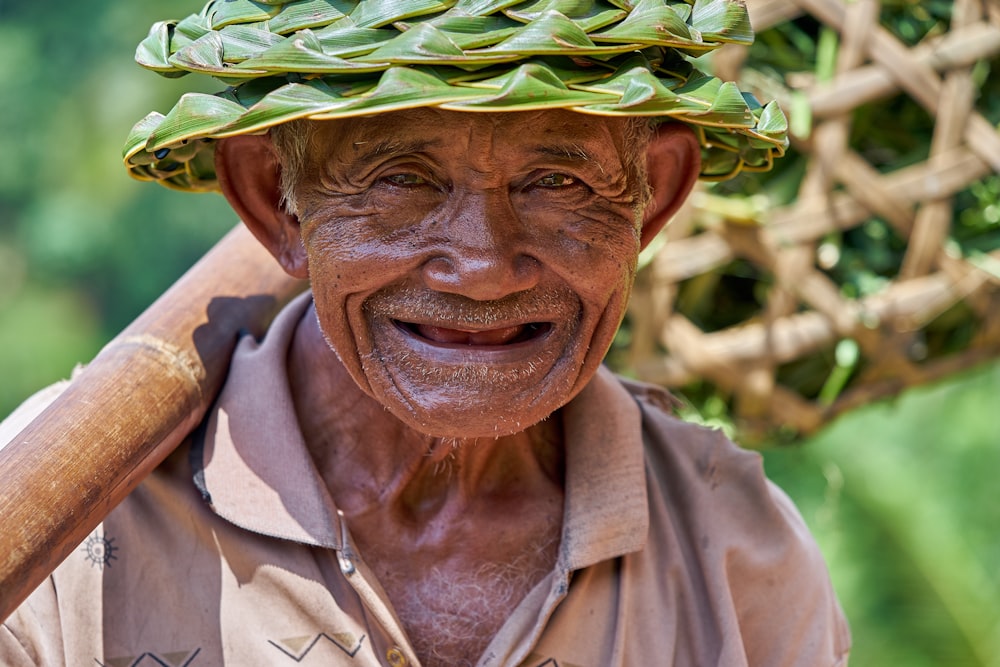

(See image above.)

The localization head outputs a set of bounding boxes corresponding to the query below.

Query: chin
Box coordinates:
[389,404,555,440]
[371,363,584,439]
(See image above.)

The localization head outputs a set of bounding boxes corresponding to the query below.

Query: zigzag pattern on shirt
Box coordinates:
[96,647,201,667]
[268,632,366,662]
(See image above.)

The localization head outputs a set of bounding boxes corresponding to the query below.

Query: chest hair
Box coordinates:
[375,533,559,667]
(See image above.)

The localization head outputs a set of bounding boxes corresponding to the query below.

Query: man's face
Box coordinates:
[292,108,645,438]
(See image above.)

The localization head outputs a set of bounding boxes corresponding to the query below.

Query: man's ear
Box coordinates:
[215,134,308,279]
[638,123,701,250]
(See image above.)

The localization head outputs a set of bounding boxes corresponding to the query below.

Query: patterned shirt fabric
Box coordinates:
[1,293,850,666]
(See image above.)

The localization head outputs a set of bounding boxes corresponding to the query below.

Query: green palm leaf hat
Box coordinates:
[124,0,789,191]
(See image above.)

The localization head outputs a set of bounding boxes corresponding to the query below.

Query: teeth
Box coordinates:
[414,323,528,346]
[468,326,522,345]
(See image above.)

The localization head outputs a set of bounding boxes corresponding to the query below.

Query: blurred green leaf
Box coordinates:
[765,361,1000,666]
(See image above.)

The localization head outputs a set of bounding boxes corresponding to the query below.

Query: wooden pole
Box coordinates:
[0,224,307,621]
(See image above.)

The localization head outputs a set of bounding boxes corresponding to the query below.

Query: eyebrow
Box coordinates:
[531,143,618,179]
[349,137,443,164]
[531,143,594,162]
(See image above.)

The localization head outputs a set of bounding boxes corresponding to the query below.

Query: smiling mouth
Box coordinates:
[396,321,551,346]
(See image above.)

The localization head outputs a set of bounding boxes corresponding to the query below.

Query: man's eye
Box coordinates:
[383,173,427,186]
[535,173,576,188]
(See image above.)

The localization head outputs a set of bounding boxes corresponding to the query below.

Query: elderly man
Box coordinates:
[2,1,850,665]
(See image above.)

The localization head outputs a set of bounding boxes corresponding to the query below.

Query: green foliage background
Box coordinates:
[1,2,998,665]
[0,0,234,415]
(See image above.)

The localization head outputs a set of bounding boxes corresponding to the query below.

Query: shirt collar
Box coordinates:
[559,365,649,570]
[198,294,649,563]
[199,291,344,549]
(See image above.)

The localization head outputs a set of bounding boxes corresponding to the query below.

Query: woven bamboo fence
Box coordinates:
[625,0,1000,441]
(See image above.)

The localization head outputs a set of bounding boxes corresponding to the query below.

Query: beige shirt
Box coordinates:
[1,294,850,666]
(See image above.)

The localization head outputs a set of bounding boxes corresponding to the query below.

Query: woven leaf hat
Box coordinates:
[124,0,788,192]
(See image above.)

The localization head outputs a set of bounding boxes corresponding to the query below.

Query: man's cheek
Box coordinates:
[535,207,639,255]
[302,213,392,268]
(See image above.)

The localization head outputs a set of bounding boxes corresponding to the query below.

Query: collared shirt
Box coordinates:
[1,293,850,666]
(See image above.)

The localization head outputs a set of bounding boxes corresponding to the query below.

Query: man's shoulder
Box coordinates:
[614,373,760,477]
[1,369,211,551]
[613,372,822,582]
[613,374,852,665]
[0,377,75,451]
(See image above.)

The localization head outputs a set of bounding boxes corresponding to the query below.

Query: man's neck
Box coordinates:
[286,301,566,519]
[286,303,566,665]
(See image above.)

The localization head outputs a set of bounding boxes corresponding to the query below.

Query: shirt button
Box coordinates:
[386,647,408,666]
[337,551,355,576]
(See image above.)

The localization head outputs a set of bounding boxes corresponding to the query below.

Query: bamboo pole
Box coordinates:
[0,223,307,622]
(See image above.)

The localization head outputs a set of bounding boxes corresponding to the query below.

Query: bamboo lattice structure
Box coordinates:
[627,0,1000,440]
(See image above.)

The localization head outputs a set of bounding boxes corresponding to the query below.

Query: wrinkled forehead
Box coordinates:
[306,108,634,165]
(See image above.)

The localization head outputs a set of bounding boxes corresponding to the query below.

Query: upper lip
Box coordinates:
[393,318,545,332]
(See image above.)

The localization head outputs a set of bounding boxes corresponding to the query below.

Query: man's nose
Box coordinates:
[421,190,542,300]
